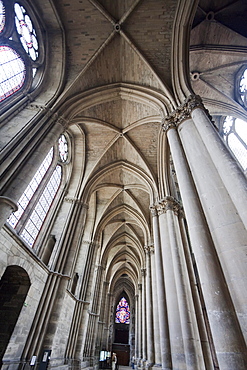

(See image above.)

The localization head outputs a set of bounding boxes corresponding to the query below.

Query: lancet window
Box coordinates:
[221,116,247,172]
[7,134,69,247]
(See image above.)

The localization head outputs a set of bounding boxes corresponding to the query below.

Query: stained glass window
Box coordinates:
[7,134,68,247]
[20,165,62,246]
[222,116,247,171]
[58,134,69,162]
[0,46,26,102]
[7,148,54,228]
[0,0,41,104]
[14,3,39,61]
[115,297,130,324]
[0,0,5,33]
[239,68,247,108]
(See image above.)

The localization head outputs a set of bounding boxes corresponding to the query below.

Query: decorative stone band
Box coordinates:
[65,197,89,208]
[87,310,99,317]
[162,94,212,132]
[0,196,18,212]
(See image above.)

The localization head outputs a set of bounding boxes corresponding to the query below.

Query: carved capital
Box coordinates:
[150,205,158,217]
[162,116,177,133]
[162,94,212,132]
[157,196,182,216]
[141,268,146,277]
[144,244,154,254]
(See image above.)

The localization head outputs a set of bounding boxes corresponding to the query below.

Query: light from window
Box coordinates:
[223,116,247,170]
[239,68,247,107]
[7,148,54,228]
[0,0,5,33]
[115,297,130,324]
[0,46,26,102]
[58,134,68,162]
[20,165,62,246]
[14,3,39,61]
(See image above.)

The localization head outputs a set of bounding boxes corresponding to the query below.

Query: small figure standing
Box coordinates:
[131,356,135,369]
[112,352,117,370]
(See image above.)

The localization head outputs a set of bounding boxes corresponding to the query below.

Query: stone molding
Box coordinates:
[162,94,212,132]
[64,197,88,208]
[0,196,18,212]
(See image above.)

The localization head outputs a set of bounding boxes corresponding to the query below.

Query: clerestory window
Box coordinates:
[221,116,247,172]
[7,134,69,247]
[0,0,43,105]
[238,66,247,108]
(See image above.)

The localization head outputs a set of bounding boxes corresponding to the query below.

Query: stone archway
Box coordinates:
[0,265,30,365]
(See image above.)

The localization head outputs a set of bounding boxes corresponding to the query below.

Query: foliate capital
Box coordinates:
[150,205,158,217]
[162,94,211,132]
[156,196,182,216]
[144,244,154,254]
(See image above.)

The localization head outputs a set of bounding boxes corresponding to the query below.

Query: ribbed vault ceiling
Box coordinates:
[53,0,247,295]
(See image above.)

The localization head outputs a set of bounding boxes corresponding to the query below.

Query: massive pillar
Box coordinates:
[145,246,154,366]
[135,294,139,360]
[150,207,171,370]
[150,247,161,366]
[162,98,247,369]
[138,283,143,362]
[157,196,205,369]
[141,268,147,363]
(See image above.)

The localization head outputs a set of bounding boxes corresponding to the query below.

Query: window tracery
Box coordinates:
[7,134,69,247]
[0,0,43,104]
[239,67,247,108]
[221,116,247,172]
[115,297,130,324]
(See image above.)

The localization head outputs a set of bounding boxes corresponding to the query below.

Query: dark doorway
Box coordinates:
[0,266,30,365]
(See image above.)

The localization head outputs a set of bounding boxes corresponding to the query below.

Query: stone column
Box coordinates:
[135,294,139,360]
[0,119,65,229]
[188,95,247,229]
[156,199,186,369]
[162,107,247,369]
[159,197,205,370]
[150,246,161,366]
[144,246,154,366]
[141,268,147,363]
[138,283,143,362]
[150,207,171,370]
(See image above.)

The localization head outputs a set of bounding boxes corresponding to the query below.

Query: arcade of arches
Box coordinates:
[0,1,247,370]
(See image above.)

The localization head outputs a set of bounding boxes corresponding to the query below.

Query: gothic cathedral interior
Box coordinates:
[0,0,247,369]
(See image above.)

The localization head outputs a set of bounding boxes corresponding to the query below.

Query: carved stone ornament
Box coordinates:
[162,94,212,132]
[156,196,182,216]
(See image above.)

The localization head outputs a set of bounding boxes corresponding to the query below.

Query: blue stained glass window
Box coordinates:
[115,297,130,324]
